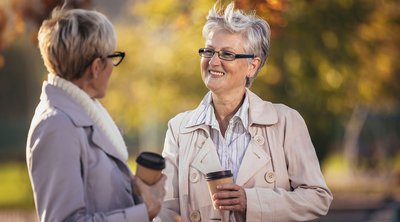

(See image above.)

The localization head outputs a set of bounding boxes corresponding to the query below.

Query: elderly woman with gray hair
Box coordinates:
[26,6,165,222]
[157,2,332,222]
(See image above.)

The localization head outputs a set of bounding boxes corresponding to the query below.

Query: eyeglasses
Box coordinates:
[106,51,125,66]
[198,48,255,61]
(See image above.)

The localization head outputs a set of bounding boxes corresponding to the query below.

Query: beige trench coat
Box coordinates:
[156,89,332,222]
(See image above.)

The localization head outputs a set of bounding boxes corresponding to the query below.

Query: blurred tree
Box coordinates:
[0,0,91,159]
[104,0,290,153]
[105,0,213,153]
[0,0,398,164]
[106,0,400,161]
[0,0,91,68]
[248,0,400,162]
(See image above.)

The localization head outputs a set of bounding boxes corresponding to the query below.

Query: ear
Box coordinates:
[89,58,103,79]
[247,57,261,78]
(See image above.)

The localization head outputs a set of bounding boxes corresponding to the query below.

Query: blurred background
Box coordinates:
[0,0,399,221]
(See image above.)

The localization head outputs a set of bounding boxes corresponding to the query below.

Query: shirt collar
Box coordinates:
[186,91,249,130]
[183,89,279,134]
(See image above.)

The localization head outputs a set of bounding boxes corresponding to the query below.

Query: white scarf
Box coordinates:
[47,73,129,161]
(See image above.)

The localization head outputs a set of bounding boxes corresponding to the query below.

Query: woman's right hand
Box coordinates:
[133,174,166,220]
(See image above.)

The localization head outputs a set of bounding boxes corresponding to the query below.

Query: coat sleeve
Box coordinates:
[245,108,333,222]
[26,113,149,222]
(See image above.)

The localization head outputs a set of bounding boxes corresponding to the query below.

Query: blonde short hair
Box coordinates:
[38,7,116,80]
[203,2,271,87]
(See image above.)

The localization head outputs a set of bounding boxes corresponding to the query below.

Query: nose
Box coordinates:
[209,52,221,66]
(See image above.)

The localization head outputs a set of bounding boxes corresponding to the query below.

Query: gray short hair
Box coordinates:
[38,7,116,80]
[202,2,271,87]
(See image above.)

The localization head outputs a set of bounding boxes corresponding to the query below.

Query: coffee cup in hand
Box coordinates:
[135,152,165,185]
[205,170,233,209]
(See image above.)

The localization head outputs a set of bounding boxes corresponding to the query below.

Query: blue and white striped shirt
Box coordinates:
[187,91,251,181]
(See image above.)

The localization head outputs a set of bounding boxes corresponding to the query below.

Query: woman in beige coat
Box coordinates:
[156,3,332,222]
[26,6,165,222]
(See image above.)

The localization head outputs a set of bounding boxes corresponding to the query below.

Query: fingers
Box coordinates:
[156,174,167,187]
[216,183,240,191]
[135,174,166,220]
[134,176,145,186]
[131,176,144,196]
[213,190,241,199]
[215,195,246,212]
[213,185,247,213]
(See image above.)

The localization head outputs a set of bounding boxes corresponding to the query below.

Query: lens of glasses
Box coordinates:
[199,48,238,61]
[107,51,125,66]
[199,48,214,58]
[111,57,121,66]
[219,51,236,61]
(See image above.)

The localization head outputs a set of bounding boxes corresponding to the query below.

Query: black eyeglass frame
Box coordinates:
[106,51,125,66]
[198,48,255,61]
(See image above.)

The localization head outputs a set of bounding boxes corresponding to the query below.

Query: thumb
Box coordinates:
[134,176,146,187]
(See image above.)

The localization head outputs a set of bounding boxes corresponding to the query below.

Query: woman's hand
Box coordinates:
[213,183,247,214]
[132,175,166,220]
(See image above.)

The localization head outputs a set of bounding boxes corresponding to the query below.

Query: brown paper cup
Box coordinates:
[135,152,165,185]
[205,170,234,209]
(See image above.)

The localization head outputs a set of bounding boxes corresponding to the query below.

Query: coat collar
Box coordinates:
[182,89,278,186]
[40,82,127,163]
[246,89,278,126]
[189,128,272,186]
[41,82,93,127]
[182,89,278,134]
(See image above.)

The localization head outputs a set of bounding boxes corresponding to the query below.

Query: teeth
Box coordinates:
[210,70,224,76]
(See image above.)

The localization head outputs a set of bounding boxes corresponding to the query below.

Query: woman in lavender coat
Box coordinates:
[26,6,165,222]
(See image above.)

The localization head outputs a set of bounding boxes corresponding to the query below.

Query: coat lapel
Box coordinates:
[190,133,223,175]
[233,89,277,186]
[43,83,128,164]
[235,137,271,186]
[90,126,127,163]
[185,89,279,185]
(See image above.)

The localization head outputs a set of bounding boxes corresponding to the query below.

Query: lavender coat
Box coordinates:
[26,82,149,222]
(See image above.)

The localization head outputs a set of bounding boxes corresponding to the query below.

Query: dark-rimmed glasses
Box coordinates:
[198,48,255,61]
[106,51,125,66]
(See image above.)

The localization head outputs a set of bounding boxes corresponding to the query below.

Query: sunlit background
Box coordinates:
[0,0,399,221]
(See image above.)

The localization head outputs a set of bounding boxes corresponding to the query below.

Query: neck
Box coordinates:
[71,74,96,99]
[212,88,246,135]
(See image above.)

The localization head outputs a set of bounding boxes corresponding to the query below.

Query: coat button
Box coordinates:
[264,171,276,183]
[254,135,265,145]
[189,210,201,222]
[190,170,200,183]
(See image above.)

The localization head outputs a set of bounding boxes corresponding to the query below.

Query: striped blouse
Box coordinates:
[187,91,251,181]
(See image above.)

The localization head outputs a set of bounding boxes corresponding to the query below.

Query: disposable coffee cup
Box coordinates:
[205,170,234,209]
[135,152,165,185]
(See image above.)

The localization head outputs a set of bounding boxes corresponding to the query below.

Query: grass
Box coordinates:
[0,162,34,209]
[0,159,138,209]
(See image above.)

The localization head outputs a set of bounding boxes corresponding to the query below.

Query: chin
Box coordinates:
[95,92,106,99]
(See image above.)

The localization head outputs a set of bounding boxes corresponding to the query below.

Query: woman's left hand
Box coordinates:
[213,183,247,213]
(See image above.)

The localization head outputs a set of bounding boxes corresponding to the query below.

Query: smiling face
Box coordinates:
[201,29,257,96]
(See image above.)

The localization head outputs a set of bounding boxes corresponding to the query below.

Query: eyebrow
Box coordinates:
[204,45,237,52]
